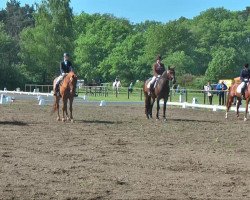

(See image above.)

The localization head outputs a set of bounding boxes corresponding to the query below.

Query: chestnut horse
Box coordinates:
[225,81,250,121]
[143,68,176,120]
[52,71,77,122]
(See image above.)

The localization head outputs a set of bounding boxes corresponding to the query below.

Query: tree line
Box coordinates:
[0,0,250,90]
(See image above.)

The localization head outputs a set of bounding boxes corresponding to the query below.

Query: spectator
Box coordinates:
[176,84,180,93]
[205,81,213,105]
[216,81,228,105]
[128,81,133,93]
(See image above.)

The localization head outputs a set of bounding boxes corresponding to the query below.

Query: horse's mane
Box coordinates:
[61,71,77,88]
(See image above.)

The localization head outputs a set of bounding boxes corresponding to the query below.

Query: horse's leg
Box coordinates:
[156,98,160,120]
[144,94,149,119]
[65,98,69,121]
[236,97,241,118]
[163,98,167,120]
[244,98,249,121]
[150,97,155,119]
[225,96,233,119]
[69,97,74,122]
[62,97,67,122]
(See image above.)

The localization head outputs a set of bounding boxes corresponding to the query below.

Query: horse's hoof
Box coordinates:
[62,118,66,122]
[57,117,60,121]
[244,117,247,121]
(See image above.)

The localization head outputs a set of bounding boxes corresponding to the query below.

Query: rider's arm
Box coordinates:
[68,61,73,72]
[240,70,244,81]
[60,62,64,74]
[153,63,157,76]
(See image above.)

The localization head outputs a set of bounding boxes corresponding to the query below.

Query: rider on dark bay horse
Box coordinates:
[147,55,165,96]
[240,63,250,99]
[54,53,78,97]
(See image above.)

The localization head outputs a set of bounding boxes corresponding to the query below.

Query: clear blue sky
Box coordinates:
[0,0,249,23]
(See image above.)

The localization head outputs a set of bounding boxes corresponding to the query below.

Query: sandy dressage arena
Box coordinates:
[0,100,249,200]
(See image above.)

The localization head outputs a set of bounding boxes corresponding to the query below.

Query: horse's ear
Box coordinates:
[169,65,175,70]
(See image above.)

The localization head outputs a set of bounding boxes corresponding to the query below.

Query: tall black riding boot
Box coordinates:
[241,88,245,100]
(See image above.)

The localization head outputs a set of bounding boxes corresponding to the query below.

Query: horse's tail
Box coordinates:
[51,96,58,114]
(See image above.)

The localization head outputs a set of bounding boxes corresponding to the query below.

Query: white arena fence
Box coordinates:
[0,89,249,114]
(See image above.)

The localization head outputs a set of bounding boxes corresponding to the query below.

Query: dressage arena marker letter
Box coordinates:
[99,100,106,106]
[0,94,5,104]
[38,98,45,106]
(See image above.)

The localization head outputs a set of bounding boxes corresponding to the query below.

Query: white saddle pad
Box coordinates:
[237,82,248,93]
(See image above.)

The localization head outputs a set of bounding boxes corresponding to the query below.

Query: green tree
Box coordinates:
[0,22,26,89]
[74,14,132,82]
[1,0,35,39]
[205,47,240,82]
[164,51,195,76]
[19,0,74,84]
[99,33,146,83]
[143,20,195,66]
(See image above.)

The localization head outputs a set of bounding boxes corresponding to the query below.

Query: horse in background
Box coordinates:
[52,71,78,122]
[112,80,122,93]
[143,67,176,120]
[225,79,250,121]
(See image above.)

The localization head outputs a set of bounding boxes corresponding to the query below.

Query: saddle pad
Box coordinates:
[236,82,248,93]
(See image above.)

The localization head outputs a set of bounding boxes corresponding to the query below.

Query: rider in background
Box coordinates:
[240,63,250,99]
[147,55,165,96]
[54,53,74,96]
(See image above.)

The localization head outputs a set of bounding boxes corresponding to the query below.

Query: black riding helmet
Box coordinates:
[63,53,70,57]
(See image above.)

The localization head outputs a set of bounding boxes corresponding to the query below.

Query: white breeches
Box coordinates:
[237,82,246,93]
[147,75,161,88]
[56,75,64,85]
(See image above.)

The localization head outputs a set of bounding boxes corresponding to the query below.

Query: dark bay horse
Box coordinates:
[225,81,250,121]
[53,71,78,122]
[143,68,176,120]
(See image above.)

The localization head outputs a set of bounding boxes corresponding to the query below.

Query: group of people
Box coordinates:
[54,52,250,102]
[205,81,228,105]
[204,63,250,105]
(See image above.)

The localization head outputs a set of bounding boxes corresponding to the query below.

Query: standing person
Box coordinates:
[128,81,133,93]
[147,55,165,96]
[54,53,77,96]
[216,81,227,105]
[239,63,250,99]
[205,81,213,105]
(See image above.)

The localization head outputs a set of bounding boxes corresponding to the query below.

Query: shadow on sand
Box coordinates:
[0,121,28,126]
[75,119,122,124]
[168,118,218,123]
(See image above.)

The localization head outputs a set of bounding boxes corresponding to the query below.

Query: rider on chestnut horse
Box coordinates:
[147,55,165,96]
[54,53,78,97]
[239,63,250,99]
